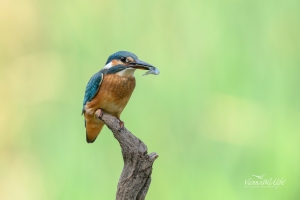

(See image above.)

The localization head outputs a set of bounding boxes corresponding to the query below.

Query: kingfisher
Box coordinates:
[82,51,159,143]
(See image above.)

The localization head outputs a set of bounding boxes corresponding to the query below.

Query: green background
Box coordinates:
[1,0,299,199]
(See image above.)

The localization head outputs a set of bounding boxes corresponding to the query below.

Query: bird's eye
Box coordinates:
[120,57,127,63]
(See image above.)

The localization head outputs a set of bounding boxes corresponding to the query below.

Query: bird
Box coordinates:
[82,51,159,143]
[252,174,265,179]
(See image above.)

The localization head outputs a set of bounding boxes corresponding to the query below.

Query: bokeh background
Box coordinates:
[1,0,300,199]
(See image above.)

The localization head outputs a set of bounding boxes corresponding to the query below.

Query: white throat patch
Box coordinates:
[103,62,112,69]
[117,68,136,77]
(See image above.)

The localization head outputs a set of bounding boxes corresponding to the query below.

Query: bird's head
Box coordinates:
[103,51,159,77]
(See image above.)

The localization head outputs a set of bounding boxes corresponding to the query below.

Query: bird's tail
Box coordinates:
[85,113,105,143]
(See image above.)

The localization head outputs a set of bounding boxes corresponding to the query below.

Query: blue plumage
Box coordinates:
[82,70,104,113]
[105,51,138,64]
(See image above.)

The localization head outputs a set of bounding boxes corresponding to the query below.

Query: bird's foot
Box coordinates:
[94,109,103,119]
[117,118,124,131]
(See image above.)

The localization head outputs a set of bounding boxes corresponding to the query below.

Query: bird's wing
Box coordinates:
[82,71,104,114]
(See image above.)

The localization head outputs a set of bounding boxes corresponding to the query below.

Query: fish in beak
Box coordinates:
[129,60,160,76]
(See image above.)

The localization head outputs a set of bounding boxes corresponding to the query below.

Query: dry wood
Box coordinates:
[98,111,158,200]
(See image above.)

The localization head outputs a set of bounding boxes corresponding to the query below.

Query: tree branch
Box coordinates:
[98,111,159,200]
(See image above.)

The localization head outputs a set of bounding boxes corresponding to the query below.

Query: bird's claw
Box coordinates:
[94,109,103,119]
[118,119,124,131]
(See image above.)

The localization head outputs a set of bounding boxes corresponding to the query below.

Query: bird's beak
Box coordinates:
[129,60,154,70]
[129,60,160,75]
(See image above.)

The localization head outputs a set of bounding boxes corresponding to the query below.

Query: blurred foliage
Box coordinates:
[1,0,300,199]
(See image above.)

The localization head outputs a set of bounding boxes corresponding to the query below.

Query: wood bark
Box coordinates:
[98,112,158,200]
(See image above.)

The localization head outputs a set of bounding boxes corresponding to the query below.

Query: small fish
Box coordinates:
[143,66,160,76]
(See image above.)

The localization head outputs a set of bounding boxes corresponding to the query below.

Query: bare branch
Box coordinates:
[98,111,158,200]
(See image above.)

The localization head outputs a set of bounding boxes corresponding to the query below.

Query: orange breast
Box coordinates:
[85,74,136,117]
